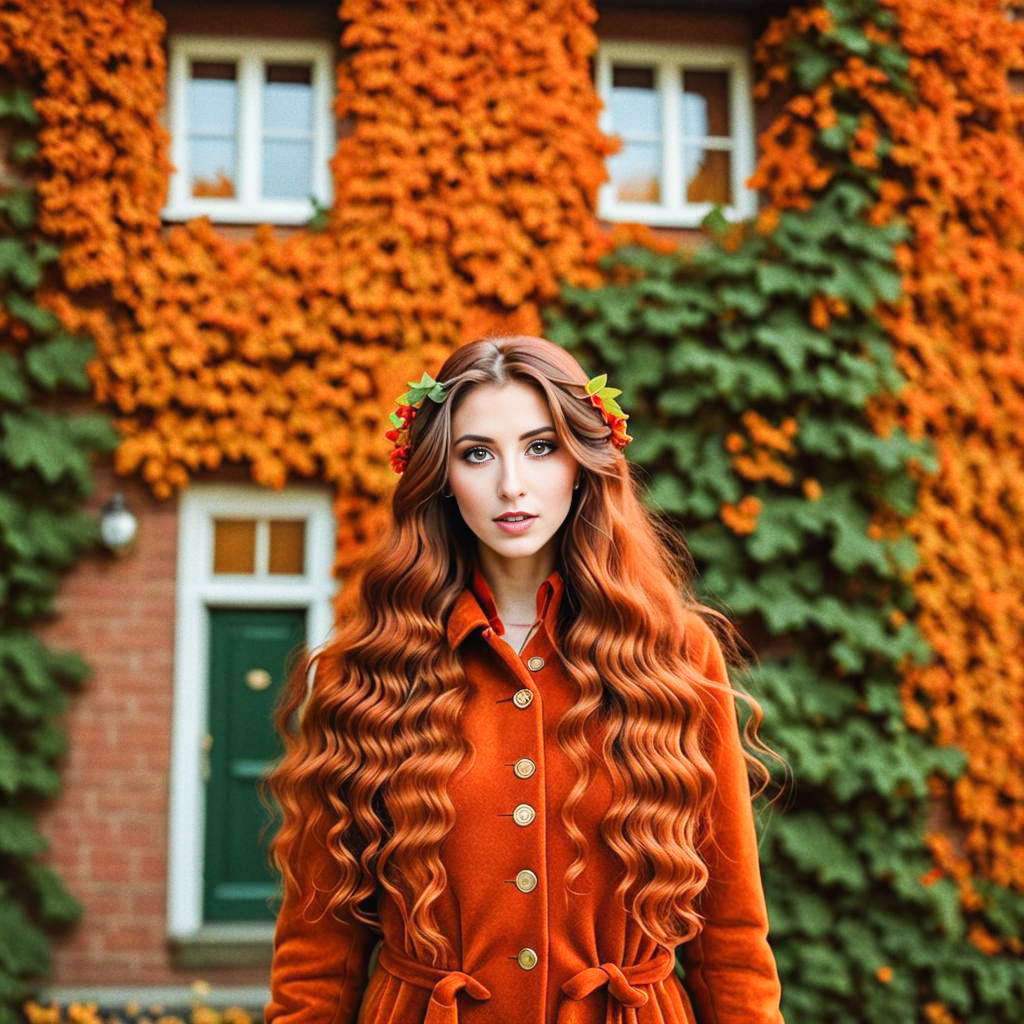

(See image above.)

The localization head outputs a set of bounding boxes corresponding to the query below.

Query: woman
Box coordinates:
[263,334,787,1024]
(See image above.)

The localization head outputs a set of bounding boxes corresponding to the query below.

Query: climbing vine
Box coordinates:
[0,78,120,1024]
[864,0,1024,921]
[546,0,1024,1019]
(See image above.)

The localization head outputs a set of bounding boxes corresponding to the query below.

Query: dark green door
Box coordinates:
[204,607,306,922]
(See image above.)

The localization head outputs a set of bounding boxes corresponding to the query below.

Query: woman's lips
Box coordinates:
[494,514,537,535]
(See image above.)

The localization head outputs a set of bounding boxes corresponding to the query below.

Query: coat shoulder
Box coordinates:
[680,608,719,670]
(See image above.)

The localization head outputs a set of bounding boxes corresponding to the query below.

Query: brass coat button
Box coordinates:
[512,688,533,708]
[527,656,545,671]
[514,757,536,778]
[513,803,536,826]
[515,869,538,892]
[517,947,538,970]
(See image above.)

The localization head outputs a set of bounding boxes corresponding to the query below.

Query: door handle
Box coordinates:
[246,668,272,691]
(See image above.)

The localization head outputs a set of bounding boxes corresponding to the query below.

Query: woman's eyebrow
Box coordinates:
[453,425,555,445]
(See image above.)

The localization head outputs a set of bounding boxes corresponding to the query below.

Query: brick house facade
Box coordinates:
[30,0,780,1009]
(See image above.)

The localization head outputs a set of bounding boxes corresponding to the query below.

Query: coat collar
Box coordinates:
[446,560,566,650]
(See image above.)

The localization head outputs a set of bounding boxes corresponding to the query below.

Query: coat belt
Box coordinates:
[556,947,676,1024]
[377,942,675,1024]
[377,942,491,1024]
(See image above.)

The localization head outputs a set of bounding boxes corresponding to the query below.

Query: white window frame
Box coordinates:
[595,40,756,228]
[163,35,335,225]
[167,483,338,938]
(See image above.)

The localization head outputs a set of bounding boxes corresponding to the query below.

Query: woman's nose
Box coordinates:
[498,462,526,498]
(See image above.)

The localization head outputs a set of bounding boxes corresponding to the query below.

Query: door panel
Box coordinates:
[204,606,306,922]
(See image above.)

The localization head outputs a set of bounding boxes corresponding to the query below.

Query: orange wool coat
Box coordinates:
[265,562,785,1024]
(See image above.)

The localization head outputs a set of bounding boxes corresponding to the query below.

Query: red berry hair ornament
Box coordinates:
[385,371,451,475]
[385,370,633,475]
[583,372,633,451]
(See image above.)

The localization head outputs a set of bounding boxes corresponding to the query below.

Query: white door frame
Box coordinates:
[167,482,337,937]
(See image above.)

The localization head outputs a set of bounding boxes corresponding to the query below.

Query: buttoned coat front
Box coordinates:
[265,562,785,1024]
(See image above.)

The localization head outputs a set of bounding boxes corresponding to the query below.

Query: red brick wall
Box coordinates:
[33,462,258,985]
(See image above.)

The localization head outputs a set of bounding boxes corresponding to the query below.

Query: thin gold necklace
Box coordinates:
[504,618,540,655]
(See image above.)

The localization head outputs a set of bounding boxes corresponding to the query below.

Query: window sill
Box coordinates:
[161,203,323,226]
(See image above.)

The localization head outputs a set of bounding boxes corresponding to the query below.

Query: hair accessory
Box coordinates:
[585,373,632,450]
[385,369,633,474]
[385,371,451,474]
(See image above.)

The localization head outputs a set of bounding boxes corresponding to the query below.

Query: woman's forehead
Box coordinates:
[450,382,551,435]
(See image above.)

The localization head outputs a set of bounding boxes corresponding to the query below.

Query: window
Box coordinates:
[164,35,335,224]
[595,41,756,228]
[212,516,307,576]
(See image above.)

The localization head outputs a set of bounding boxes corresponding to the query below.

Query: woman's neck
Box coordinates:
[475,549,554,631]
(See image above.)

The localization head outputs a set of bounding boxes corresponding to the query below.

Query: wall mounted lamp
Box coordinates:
[99,492,138,557]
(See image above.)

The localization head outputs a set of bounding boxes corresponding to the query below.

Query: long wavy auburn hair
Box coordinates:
[261,333,787,967]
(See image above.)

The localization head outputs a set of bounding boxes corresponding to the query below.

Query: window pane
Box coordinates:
[188,60,238,198]
[189,60,238,133]
[681,69,730,138]
[268,519,306,575]
[189,138,237,197]
[264,63,313,134]
[213,518,256,574]
[610,64,660,137]
[684,146,731,204]
[609,141,661,203]
[261,138,313,199]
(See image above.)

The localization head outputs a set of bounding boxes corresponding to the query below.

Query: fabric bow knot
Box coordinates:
[423,969,491,1024]
[562,962,649,1007]
[378,942,492,1024]
[556,948,675,1024]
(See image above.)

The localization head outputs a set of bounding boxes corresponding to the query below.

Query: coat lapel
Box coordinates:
[446,561,565,650]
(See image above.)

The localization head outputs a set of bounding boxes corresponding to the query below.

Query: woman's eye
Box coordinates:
[461,440,557,463]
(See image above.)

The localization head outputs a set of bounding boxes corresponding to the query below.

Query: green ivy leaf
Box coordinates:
[0,809,48,857]
[777,812,867,889]
[0,88,39,124]
[0,410,89,485]
[4,291,58,333]
[24,861,82,926]
[24,334,94,391]
[0,238,40,289]
[0,354,27,404]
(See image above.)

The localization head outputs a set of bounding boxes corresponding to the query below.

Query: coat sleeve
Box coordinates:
[677,622,785,1024]
[264,823,380,1024]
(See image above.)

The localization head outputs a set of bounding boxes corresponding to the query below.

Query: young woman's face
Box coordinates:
[447,381,579,562]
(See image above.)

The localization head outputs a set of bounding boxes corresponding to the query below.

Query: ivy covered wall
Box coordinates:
[0,80,120,1023]
[2,0,1024,1021]
[547,1,1024,1019]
